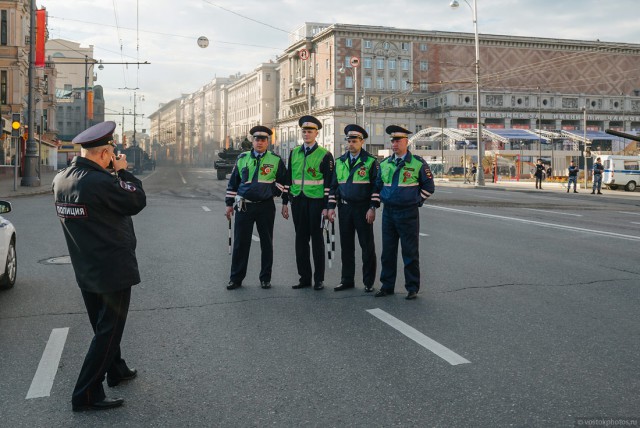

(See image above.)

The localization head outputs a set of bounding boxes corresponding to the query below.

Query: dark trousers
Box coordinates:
[338,202,376,287]
[230,199,276,283]
[380,205,420,292]
[291,196,325,285]
[72,288,131,406]
[535,175,543,188]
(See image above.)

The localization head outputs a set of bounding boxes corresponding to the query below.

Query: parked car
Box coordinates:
[0,200,16,289]
[446,166,466,176]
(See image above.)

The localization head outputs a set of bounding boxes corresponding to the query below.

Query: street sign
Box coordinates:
[299,48,310,60]
[350,56,360,67]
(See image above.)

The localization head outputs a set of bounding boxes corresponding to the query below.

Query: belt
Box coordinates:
[340,199,367,205]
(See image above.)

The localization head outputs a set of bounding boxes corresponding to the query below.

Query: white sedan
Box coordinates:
[0,200,16,289]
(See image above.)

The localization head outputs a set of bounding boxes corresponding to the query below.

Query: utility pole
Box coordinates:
[21,0,39,186]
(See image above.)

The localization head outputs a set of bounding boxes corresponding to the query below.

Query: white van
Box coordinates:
[601,155,640,191]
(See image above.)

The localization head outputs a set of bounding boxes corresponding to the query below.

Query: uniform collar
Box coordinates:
[391,151,412,163]
[341,149,369,162]
[74,156,111,173]
[302,143,317,153]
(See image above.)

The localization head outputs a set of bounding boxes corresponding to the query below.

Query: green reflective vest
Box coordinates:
[290,146,327,198]
[236,151,280,184]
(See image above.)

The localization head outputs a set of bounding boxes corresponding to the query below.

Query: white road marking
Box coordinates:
[252,235,260,242]
[618,211,640,216]
[419,233,429,237]
[631,222,640,225]
[426,205,640,242]
[140,170,158,181]
[26,328,69,399]
[367,309,470,366]
[436,190,452,194]
[202,206,211,212]
[178,171,187,184]
[523,208,583,217]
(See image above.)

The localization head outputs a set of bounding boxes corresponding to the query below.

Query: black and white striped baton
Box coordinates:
[228,217,232,255]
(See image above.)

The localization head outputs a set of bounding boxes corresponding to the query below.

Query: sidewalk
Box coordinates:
[0,169,59,199]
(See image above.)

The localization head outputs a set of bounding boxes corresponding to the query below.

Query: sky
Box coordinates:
[42,0,640,137]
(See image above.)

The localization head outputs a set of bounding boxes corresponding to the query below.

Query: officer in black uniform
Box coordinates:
[282,115,334,290]
[225,125,287,289]
[374,125,435,300]
[327,124,380,292]
[52,121,146,411]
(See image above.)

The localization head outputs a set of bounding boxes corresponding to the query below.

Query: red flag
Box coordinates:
[35,9,46,67]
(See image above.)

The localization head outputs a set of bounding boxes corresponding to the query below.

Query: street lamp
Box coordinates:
[339,64,359,125]
[450,0,484,186]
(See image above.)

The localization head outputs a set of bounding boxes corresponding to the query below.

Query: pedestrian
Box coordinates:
[546,165,553,180]
[534,159,545,189]
[282,115,334,290]
[471,162,477,183]
[374,125,435,300]
[567,160,579,193]
[52,121,146,412]
[225,125,287,290]
[327,124,380,293]
[591,157,604,194]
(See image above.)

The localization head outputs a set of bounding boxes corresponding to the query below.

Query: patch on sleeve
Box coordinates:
[55,202,88,218]
[119,180,137,192]
[424,165,433,179]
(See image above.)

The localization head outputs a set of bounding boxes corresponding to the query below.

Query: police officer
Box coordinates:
[52,121,146,411]
[591,157,604,194]
[225,125,287,290]
[282,115,334,290]
[534,159,545,189]
[567,160,579,193]
[327,124,380,292]
[374,125,435,300]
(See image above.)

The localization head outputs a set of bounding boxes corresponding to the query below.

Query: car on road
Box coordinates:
[446,166,466,176]
[0,200,16,289]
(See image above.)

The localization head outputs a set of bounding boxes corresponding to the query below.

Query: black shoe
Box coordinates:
[375,289,394,297]
[406,291,418,300]
[107,367,137,387]
[314,282,324,290]
[591,192,595,194]
[292,283,311,289]
[597,192,603,194]
[72,397,124,412]
[364,285,374,293]
[227,281,241,290]
[260,281,271,289]
[334,283,354,291]
[574,191,578,193]
[566,190,569,193]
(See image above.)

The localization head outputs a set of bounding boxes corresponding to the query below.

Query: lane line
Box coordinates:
[631,222,640,225]
[419,233,429,237]
[252,235,260,242]
[618,211,640,216]
[523,208,583,217]
[140,170,158,181]
[426,205,640,242]
[367,309,470,366]
[26,328,69,399]
[202,206,211,212]
[178,171,187,184]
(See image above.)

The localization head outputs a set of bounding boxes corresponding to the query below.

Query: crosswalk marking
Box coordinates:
[26,328,69,399]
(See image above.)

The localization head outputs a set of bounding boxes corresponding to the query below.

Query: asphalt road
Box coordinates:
[0,166,638,427]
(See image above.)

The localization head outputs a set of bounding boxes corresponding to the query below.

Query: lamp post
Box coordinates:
[583,107,588,190]
[21,0,39,186]
[339,64,359,125]
[450,0,484,186]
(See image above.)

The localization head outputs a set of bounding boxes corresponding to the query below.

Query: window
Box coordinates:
[1,11,7,46]
[377,78,384,90]
[345,56,352,68]
[370,97,379,107]
[388,59,396,70]
[0,70,6,105]
[401,80,408,90]
[345,76,353,89]
[326,78,330,90]
[383,42,389,49]
[420,43,427,51]
[401,42,410,50]
[346,38,352,47]
[420,81,428,91]
[265,73,271,82]
[364,77,372,89]
[375,123,384,136]
[624,161,639,170]
[389,79,397,90]
[345,95,354,106]
[363,57,372,69]
[401,59,410,71]
[420,61,428,71]
[326,59,330,70]
[376,58,384,69]
[364,40,372,49]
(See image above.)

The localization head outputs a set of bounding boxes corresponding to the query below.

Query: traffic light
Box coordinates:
[11,113,20,137]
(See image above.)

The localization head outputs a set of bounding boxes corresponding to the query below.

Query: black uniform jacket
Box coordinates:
[52,157,147,293]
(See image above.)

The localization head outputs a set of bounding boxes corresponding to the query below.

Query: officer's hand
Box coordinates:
[327,209,336,223]
[281,205,289,220]
[225,206,234,220]
[322,209,328,220]
[113,154,128,172]
[366,208,376,224]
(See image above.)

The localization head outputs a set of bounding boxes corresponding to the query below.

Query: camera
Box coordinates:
[108,154,122,170]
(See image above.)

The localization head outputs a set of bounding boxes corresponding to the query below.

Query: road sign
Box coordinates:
[350,56,360,67]
[299,49,310,60]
